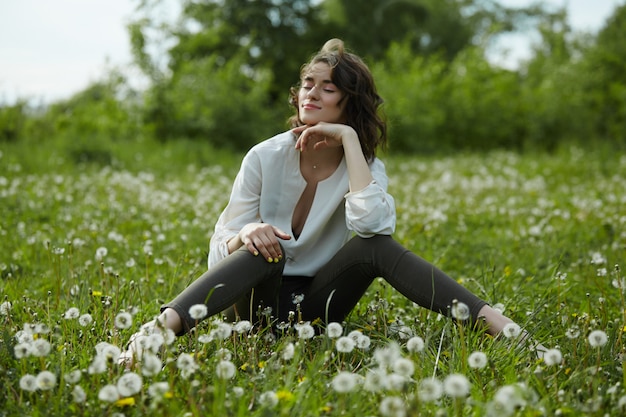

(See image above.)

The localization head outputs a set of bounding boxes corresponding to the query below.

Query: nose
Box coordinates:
[306,85,320,99]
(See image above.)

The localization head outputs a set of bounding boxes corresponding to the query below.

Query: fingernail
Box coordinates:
[274,257,279,263]
[267,257,273,263]
[253,251,259,256]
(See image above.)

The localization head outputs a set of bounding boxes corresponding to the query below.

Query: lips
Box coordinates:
[302,103,321,110]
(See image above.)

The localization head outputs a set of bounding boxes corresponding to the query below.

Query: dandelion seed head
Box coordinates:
[234,320,252,334]
[141,352,162,377]
[543,348,563,366]
[98,384,120,403]
[88,355,108,375]
[19,374,38,392]
[117,372,142,397]
[336,336,356,353]
[215,360,237,380]
[78,313,93,327]
[72,385,87,403]
[36,370,57,391]
[392,357,415,378]
[259,391,279,408]
[114,311,133,329]
[189,304,208,320]
[451,300,470,321]
[387,373,409,390]
[63,307,80,320]
[379,395,407,417]
[356,334,371,350]
[418,378,443,402]
[590,252,606,265]
[443,373,470,398]
[148,381,170,399]
[296,323,315,339]
[502,323,522,339]
[95,342,121,360]
[95,247,108,261]
[588,329,608,348]
[468,351,488,369]
[14,342,32,359]
[364,369,388,392]
[281,342,295,360]
[326,322,343,338]
[331,371,358,393]
[565,326,580,339]
[31,339,52,357]
[0,301,12,316]
[212,321,233,340]
[374,342,402,369]
[406,336,425,353]
[64,370,82,384]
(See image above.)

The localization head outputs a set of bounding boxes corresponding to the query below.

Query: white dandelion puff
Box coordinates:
[95,247,108,261]
[63,307,80,320]
[72,385,87,403]
[451,300,470,321]
[176,353,199,378]
[14,342,32,359]
[78,314,93,327]
[212,322,233,340]
[392,357,415,378]
[356,334,371,350]
[543,348,563,366]
[215,360,237,380]
[88,355,108,375]
[296,323,315,339]
[588,330,608,348]
[64,370,82,384]
[31,339,52,357]
[189,304,208,320]
[468,351,488,369]
[148,382,170,399]
[502,323,522,339]
[326,322,343,338]
[0,301,12,316]
[95,342,121,360]
[259,391,279,408]
[331,371,358,393]
[141,352,162,377]
[19,374,38,392]
[418,378,443,402]
[281,342,295,361]
[117,372,142,397]
[374,342,402,369]
[98,384,120,402]
[406,336,425,353]
[364,369,388,392]
[233,320,252,334]
[36,370,57,391]
[336,336,356,353]
[114,312,133,329]
[444,373,470,398]
[379,396,407,417]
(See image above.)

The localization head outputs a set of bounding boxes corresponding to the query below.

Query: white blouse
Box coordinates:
[208,130,396,276]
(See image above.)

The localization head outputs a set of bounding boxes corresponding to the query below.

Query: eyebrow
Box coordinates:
[302,75,335,85]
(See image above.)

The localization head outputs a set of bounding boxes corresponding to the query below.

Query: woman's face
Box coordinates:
[297,62,347,125]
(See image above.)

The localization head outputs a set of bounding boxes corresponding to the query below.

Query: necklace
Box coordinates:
[313,165,317,169]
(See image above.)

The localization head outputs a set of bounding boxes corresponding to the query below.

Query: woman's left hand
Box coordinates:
[293,123,357,152]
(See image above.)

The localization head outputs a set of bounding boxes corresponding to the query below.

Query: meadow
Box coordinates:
[0,139,625,416]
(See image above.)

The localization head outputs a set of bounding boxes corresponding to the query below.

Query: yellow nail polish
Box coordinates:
[274,257,279,263]
[268,257,273,263]
[253,251,259,256]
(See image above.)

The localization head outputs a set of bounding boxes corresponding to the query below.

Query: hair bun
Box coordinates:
[321,38,345,54]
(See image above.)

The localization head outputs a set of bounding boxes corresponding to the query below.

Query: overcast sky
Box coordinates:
[0,0,624,105]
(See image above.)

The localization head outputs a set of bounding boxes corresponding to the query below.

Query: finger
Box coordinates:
[255,234,280,263]
[272,226,292,241]
[243,238,259,257]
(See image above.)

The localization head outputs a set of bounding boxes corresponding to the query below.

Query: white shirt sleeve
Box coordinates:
[344,158,396,237]
[208,151,263,268]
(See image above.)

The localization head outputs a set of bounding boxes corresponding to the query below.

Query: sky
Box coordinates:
[0,0,624,105]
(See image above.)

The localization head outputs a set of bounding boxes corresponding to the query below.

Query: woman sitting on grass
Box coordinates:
[120,38,535,364]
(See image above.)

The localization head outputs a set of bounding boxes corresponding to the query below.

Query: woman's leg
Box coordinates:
[298,235,509,334]
[161,245,285,334]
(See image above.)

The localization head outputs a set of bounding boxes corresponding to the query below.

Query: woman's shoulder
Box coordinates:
[249,131,296,155]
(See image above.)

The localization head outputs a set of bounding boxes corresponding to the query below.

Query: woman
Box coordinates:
[119,39,526,363]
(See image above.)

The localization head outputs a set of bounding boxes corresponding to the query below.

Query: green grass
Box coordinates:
[0,138,625,416]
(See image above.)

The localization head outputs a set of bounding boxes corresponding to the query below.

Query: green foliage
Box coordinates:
[144,52,286,150]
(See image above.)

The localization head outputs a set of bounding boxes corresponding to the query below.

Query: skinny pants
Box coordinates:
[162,235,487,334]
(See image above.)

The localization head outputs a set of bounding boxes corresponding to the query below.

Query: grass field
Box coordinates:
[0,139,625,416]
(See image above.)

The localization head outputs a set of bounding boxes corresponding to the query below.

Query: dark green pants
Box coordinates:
[162,235,487,334]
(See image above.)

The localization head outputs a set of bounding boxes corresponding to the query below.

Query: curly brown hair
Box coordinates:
[288,39,387,161]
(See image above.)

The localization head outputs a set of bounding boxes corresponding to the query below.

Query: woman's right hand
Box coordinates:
[238,223,291,262]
